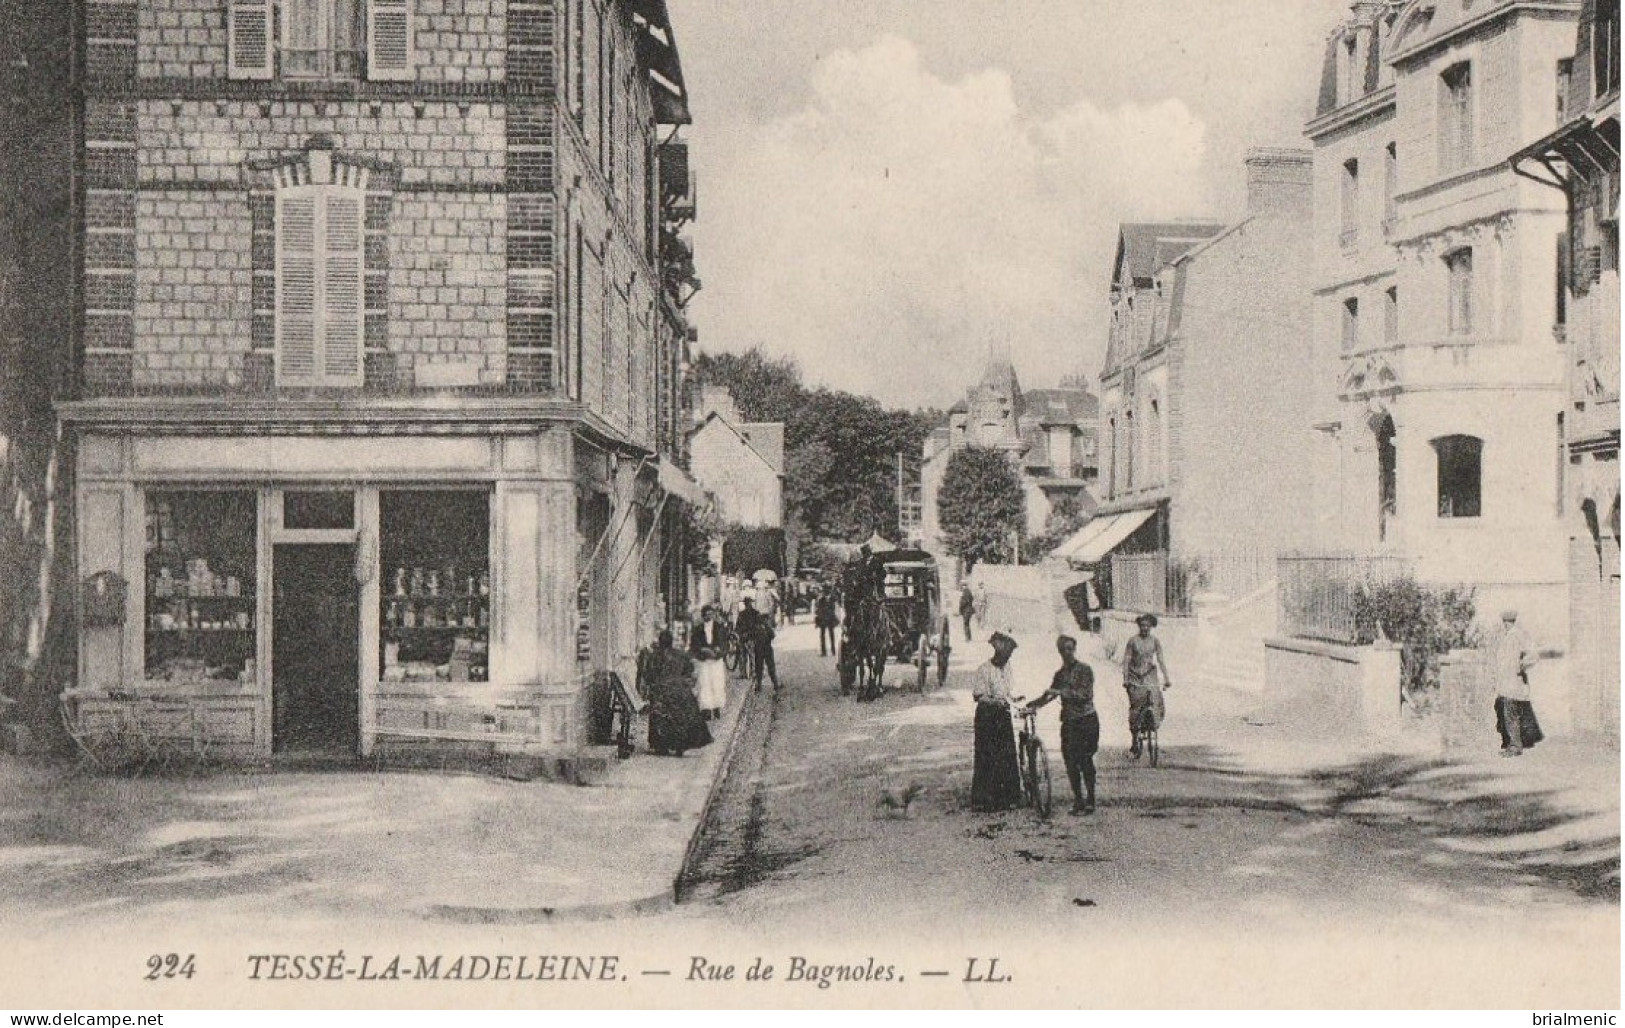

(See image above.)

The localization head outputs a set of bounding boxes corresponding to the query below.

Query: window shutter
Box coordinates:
[276,192,320,385]
[367,0,414,81]
[321,192,365,385]
[227,0,275,80]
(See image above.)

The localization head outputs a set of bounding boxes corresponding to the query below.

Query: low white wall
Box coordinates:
[1263,637,1402,739]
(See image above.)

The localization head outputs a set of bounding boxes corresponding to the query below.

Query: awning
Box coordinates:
[1052,508,1157,564]
[656,458,709,507]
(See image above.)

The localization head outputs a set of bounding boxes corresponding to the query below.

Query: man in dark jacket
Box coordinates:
[735,595,779,693]
[958,584,976,642]
[1027,635,1099,815]
[814,587,839,657]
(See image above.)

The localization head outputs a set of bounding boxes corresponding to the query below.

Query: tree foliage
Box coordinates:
[937,447,1026,568]
[692,347,936,545]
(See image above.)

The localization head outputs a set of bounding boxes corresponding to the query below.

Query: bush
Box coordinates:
[1351,576,1479,707]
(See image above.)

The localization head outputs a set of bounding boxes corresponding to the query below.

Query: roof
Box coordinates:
[1112,222,1225,289]
[695,412,784,476]
[1021,387,1099,425]
[740,422,785,475]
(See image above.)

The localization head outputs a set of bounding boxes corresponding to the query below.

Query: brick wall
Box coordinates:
[84,0,674,422]
[387,193,507,384]
[133,0,508,83]
[133,193,254,388]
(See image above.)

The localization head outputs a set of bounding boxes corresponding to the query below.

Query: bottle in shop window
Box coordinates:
[410,568,425,597]
[403,602,417,628]
[479,570,490,597]
[427,569,440,598]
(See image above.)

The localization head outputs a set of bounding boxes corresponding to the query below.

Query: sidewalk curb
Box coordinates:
[419,676,762,924]
[673,674,765,902]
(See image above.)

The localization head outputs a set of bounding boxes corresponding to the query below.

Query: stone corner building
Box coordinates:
[58,0,705,762]
[1511,0,1620,748]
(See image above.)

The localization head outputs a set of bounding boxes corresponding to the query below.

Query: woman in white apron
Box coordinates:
[688,605,729,719]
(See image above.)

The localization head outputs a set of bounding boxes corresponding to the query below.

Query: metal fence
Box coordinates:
[1109,549,1280,617]
[1277,552,1414,644]
[1111,553,1168,614]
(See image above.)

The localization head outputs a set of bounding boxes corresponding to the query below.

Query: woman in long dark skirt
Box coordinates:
[645,631,713,756]
[970,628,1024,811]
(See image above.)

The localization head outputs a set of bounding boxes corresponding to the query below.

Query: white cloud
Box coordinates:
[690,35,1211,408]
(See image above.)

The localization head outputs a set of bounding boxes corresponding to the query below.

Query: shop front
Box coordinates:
[57,403,670,765]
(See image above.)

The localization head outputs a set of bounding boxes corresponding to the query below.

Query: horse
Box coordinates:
[847,594,899,703]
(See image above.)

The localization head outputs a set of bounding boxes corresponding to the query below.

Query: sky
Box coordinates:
[670,0,1352,410]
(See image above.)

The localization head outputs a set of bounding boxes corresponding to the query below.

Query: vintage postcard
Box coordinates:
[0,0,1619,1013]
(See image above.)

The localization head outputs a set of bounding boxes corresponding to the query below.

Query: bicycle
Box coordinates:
[1012,697,1053,819]
[1133,705,1160,768]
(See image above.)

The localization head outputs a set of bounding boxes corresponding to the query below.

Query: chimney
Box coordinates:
[1244,147,1313,219]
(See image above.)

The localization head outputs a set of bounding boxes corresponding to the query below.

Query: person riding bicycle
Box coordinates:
[1026,634,1098,815]
[1123,613,1173,759]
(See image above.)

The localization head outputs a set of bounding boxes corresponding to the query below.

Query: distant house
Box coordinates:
[919,351,1099,557]
[689,386,785,529]
[1079,155,1319,608]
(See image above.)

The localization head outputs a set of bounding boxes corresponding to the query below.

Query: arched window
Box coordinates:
[1432,434,1482,518]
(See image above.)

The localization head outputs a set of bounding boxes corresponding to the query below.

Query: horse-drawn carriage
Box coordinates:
[836,549,952,700]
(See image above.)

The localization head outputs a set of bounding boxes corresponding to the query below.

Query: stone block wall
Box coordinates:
[80,0,672,421]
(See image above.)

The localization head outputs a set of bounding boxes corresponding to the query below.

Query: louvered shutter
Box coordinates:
[367,0,414,81]
[227,0,274,80]
[321,191,365,385]
[276,191,320,385]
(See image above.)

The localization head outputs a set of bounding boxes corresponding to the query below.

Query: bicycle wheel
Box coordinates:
[1028,740,1053,818]
[1146,724,1160,768]
[725,639,742,674]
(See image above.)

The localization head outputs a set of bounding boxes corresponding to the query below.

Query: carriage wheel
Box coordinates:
[915,642,929,693]
[936,618,951,686]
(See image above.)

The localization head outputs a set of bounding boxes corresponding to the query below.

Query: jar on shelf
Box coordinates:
[410,568,425,597]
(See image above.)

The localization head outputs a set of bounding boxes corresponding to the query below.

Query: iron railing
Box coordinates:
[1277,552,1413,644]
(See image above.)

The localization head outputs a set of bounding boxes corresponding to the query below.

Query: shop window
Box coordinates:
[1432,434,1483,518]
[276,183,365,387]
[228,0,414,82]
[144,491,259,685]
[379,491,490,685]
[1445,247,1474,336]
[1439,62,1474,173]
[283,490,355,531]
[1343,296,1361,352]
